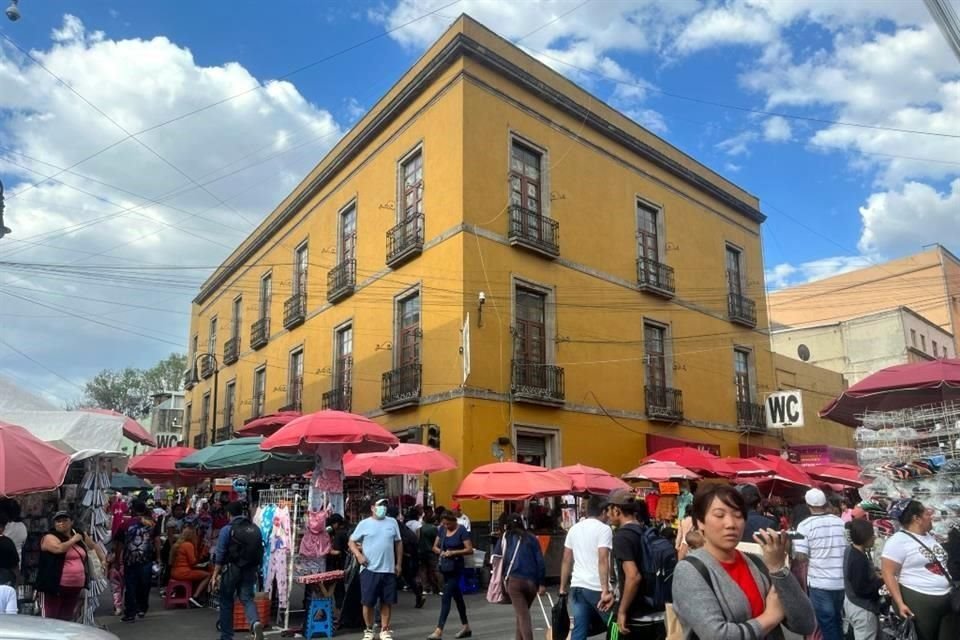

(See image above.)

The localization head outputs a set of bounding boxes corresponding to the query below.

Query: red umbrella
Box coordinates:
[804,464,863,487]
[260,410,398,454]
[128,446,199,482]
[79,408,156,446]
[344,443,457,477]
[820,359,960,426]
[753,454,814,487]
[642,447,736,476]
[554,464,629,494]
[235,411,301,437]
[454,462,573,500]
[622,461,701,482]
[726,458,775,477]
[0,422,71,496]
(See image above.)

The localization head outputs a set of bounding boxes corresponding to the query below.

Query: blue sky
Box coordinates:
[0,0,958,403]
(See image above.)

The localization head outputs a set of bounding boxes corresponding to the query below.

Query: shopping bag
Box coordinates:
[485,553,509,604]
[551,594,570,640]
[606,612,620,640]
[891,617,918,640]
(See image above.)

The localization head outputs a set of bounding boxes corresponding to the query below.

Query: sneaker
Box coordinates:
[113,608,122,617]
[362,628,375,640]
[120,616,136,623]
[381,629,394,640]
[137,612,146,619]
[251,620,264,640]
[188,597,203,608]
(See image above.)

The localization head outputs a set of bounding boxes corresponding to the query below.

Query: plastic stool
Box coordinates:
[164,579,193,609]
[304,596,335,639]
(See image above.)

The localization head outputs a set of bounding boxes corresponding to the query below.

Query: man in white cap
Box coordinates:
[794,488,847,640]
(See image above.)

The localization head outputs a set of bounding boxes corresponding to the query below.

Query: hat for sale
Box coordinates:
[604,488,636,507]
[804,488,827,507]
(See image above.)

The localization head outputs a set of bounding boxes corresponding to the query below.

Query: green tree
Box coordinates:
[80,353,187,418]
[143,353,188,394]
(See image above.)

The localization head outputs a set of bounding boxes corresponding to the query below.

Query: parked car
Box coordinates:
[0,616,119,640]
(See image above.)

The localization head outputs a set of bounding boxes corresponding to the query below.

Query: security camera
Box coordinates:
[478,291,486,304]
[5,0,20,22]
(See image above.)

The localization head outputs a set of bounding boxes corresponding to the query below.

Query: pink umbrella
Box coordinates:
[344,443,457,477]
[0,422,71,496]
[128,446,199,482]
[235,411,302,437]
[260,410,398,454]
[726,458,775,477]
[642,447,736,476]
[622,461,701,482]
[454,462,573,500]
[804,464,863,487]
[554,464,630,494]
[753,454,814,486]
[79,408,156,446]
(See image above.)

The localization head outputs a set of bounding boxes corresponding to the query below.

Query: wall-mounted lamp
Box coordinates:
[478,291,486,327]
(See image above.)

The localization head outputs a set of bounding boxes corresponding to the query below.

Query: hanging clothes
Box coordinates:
[264,507,291,610]
[299,509,331,558]
[645,492,660,519]
[677,490,694,521]
[655,495,678,522]
[255,504,276,581]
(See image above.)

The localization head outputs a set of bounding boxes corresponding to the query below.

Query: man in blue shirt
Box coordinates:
[211,502,264,640]
[348,498,402,640]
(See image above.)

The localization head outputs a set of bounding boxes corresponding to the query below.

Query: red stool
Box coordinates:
[164,579,193,609]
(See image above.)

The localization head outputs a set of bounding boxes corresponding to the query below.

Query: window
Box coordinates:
[401,150,423,220]
[734,349,751,403]
[517,434,548,467]
[945,346,949,358]
[921,335,927,352]
[510,142,542,215]
[208,317,218,355]
[252,367,266,417]
[726,246,743,296]
[259,273,272,320]
[224,381,236,429]
[515,288,547,365]
[911,329,917,346]
[289,348,304,408]
[184,403,192,437]
[644,323,667,390]
[335,324,353,389]
[231,297,242,340]
[637,201,660,264]
[200,393,210,434]
[293,242,308,296]
[190,334,198,360]
[933,340,939,356]
[397,293,421,366]
[338,205,356,262]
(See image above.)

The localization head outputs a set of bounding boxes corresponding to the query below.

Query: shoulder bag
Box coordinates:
[901,531,960,613]
[486,533,521,605]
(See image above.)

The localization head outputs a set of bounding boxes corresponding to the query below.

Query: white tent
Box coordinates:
[0,410,127,461]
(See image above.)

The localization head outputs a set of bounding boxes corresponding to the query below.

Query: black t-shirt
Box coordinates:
[0,536,18,573]
[327,530,349,571]
[612,523,646,618]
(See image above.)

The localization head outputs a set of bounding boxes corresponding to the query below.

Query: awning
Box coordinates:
[0,410,127,457]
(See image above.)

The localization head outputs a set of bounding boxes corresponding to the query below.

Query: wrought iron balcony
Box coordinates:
[645,385,684,421]
[283,293,307,329]
[192,433,207,449]
[728,292,757,327]
[215,426,232,442]
[637,257,676,297]
[511,361,565,405]
[381,362,421,410]
[736,401,766,433]
[250,317,270,350]
[199,355,215,380]
[508,205,559,258]
[327,259,356,303]
[322,386,353,412]
[223,337,240,365]
[183,369,195,391]
[386,213,424,267]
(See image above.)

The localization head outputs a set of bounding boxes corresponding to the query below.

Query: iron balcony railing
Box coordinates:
[215,426,232,442]
[322,386,353,412]
[381,362,422,410]
[736,400,766,432]
[199,355,215,380]
[636,257,676,297]
[192,433,207,449]
[728,292,757,327]
[508,205,559,257]
[511,360,565,404]
[283,293,307,329]
[386,213,424,267]
[645,385,684,421]
[223,337,240,365]
[250,317,270,350]
[327,259,356,303]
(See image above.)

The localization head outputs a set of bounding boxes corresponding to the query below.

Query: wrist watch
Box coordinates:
[769,565,790,578]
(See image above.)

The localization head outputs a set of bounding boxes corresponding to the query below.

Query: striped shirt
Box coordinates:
[795,514,846,590]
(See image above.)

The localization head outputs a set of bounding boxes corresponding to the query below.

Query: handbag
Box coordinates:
[486,533,521,605]
[901,531,960,613]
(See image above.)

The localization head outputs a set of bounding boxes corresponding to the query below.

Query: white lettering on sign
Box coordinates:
[155,432,182,448]
[765,391,805,429]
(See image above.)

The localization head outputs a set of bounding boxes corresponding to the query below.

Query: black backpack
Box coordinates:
[227,517,264,568]
[619,523,677,611]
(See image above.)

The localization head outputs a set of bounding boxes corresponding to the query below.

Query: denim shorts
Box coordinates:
[359,570,398,607]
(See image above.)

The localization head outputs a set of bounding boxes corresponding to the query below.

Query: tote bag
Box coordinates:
[486,534,520,605]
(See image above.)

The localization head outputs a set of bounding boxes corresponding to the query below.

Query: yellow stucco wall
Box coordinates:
[773,353,852,448]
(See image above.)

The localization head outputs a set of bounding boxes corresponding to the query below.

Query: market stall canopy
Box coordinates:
[622,460,701,482]
[260,410,398,454]
[751,454,815,487]
[820,358,960,426]
[343,443,457,477]
[641,447,736,477]
[128,446,199,482]
[176,436,313,476]
[235,411,302,437]
[726,458,776,477]
[453,462,573,500]
[803,463,864,487]
[554,464,629,494]
[111,472,151,491]
[0,421,71,496]
[77,408,156,446]
[0,409,127,459]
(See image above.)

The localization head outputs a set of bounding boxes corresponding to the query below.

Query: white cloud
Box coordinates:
[724,162,742,173]
[344,97,366,122]
[765,255,877,289]
[674,6,776,53]
[858,179,960,255]
[716,131,756,156]
[762,116,792,142]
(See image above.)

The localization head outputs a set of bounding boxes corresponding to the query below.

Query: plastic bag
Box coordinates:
[606,613,620,640]
[552,594,570,640]
[891,617,918,640]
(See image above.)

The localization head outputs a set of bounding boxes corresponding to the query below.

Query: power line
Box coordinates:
[0,336,85,391]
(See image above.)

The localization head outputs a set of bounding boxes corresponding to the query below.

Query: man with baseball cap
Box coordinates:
[348,498,402,640]
[795,488,847,640]
[450,502,471,533]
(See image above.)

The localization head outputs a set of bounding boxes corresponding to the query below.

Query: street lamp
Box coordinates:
[189,352,219,446]
[0,180,11,239]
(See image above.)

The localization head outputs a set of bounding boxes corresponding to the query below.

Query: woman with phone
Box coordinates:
[36,511,89,621]
[170,523,211,607]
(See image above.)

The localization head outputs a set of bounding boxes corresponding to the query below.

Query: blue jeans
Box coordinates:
[570,587,606,640]
[218,564,259,640]
[808,587,844,640]
[123,562,152,618]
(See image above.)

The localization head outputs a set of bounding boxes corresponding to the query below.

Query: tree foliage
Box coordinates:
[80,353,187,418]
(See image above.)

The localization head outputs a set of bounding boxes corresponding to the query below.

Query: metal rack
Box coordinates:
[255,488,303,633]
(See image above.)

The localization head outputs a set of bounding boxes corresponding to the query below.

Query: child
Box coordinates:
[685,528,704,550]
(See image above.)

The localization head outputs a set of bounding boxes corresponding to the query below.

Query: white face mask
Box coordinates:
[374,505,387,519]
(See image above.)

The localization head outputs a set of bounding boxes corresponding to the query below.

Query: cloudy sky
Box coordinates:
[0,0,958,404]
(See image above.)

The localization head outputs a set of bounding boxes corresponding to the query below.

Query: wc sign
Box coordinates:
[765,391,804,429]
[155,432,182,448]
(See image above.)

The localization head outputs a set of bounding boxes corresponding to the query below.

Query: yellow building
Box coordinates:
[184,15,852,514]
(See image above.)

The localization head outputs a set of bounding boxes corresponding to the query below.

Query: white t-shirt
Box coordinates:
[0,585,16,614]
[795,514,846,590]
[881,531,952,596]
[3,523,26,560]
[406,519,422,536]
[564,517,613,592]
[457,514,472,533]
